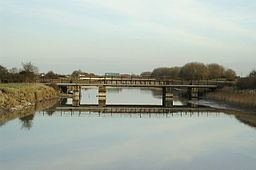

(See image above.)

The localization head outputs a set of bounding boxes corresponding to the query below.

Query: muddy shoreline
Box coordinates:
[205,88,256,110]
[190,98,256,115]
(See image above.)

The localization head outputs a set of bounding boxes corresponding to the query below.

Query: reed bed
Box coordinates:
[207,87,256,109]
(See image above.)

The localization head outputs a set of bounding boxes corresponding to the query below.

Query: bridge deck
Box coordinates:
[56,83,217,88]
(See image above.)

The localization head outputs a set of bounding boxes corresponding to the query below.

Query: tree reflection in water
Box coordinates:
[0,98,59,129]
[19,114,35,130]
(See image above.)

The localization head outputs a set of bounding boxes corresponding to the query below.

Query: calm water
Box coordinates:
[1,88,256,170]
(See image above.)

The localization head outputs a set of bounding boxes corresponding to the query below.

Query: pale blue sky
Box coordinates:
[0,0,255,75]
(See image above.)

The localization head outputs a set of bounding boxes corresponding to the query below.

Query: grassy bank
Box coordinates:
[0,83,59,112]
[206,87,256,109]
[0,98,59,126]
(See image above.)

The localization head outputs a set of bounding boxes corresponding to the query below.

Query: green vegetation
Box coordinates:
[0,83,59,111]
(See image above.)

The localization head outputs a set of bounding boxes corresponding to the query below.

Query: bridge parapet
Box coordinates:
[39,77,234,87]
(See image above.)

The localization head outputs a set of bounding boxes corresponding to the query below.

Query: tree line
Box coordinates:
[0,63,97,83]
[0,62,39,83]
[1,62,255,89]
[141,62,237,80]
[237,70,256,90]
[0,62,65,83]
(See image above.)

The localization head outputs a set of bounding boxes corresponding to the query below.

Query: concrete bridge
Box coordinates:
[48,78,218,107]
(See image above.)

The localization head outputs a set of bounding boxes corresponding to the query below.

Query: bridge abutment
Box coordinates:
[188,87,199,99]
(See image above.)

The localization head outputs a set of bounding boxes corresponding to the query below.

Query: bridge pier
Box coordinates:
[188,87,199,99]
[162,87,173,107]
[72,85,81,107]
[97,85,106,107]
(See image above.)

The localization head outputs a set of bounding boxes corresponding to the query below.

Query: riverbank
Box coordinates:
[205,87,256,110]
[0,83,59,113]
[0,98,59,126]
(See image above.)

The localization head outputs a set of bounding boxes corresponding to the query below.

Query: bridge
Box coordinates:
[42,105,224,119]
[43,78,219,107]
[54,104,218,114]
[40,77,233,86]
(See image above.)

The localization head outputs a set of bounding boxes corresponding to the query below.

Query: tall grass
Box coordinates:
[207,87,256,109]
[0,83,58,110]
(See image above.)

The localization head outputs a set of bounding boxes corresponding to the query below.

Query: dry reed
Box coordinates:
[0,83,58,110]
[207,87,256,108]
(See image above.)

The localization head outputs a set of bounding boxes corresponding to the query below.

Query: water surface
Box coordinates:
[1,88,256,170]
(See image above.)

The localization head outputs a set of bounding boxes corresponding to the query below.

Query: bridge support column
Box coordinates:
[97,85,106,107]
[60,86,68,93]
[188,87,199,99]
[162,87,173,107]
[72,85,81,107]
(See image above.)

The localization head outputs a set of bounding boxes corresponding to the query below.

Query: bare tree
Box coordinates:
[45,71,58,79]
[208,64,225,79]
[71,69,83,78]
[151,67,180,79]
[140,71,152,78]
[22,62,38,74]
[224,69,236,81]
[180,62,208,80]
[249,70,256,77]
[9,67,19,74]
[0,65,9,82]
[20,62,39,82]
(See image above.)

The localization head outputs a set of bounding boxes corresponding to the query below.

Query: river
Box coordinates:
[0,87,256,170]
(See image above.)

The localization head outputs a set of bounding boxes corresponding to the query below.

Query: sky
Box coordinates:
[0,0,256,75]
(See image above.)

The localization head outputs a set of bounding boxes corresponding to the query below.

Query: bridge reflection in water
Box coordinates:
[1,99,256,130]
[43,102,222,116]
[37,104,256,129]
[39,107,226,119]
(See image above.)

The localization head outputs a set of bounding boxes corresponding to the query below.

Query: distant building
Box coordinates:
[79,72,97,78]
[39,73,45,77]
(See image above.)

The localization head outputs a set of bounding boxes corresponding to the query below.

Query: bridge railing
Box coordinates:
[37,77,235,86]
